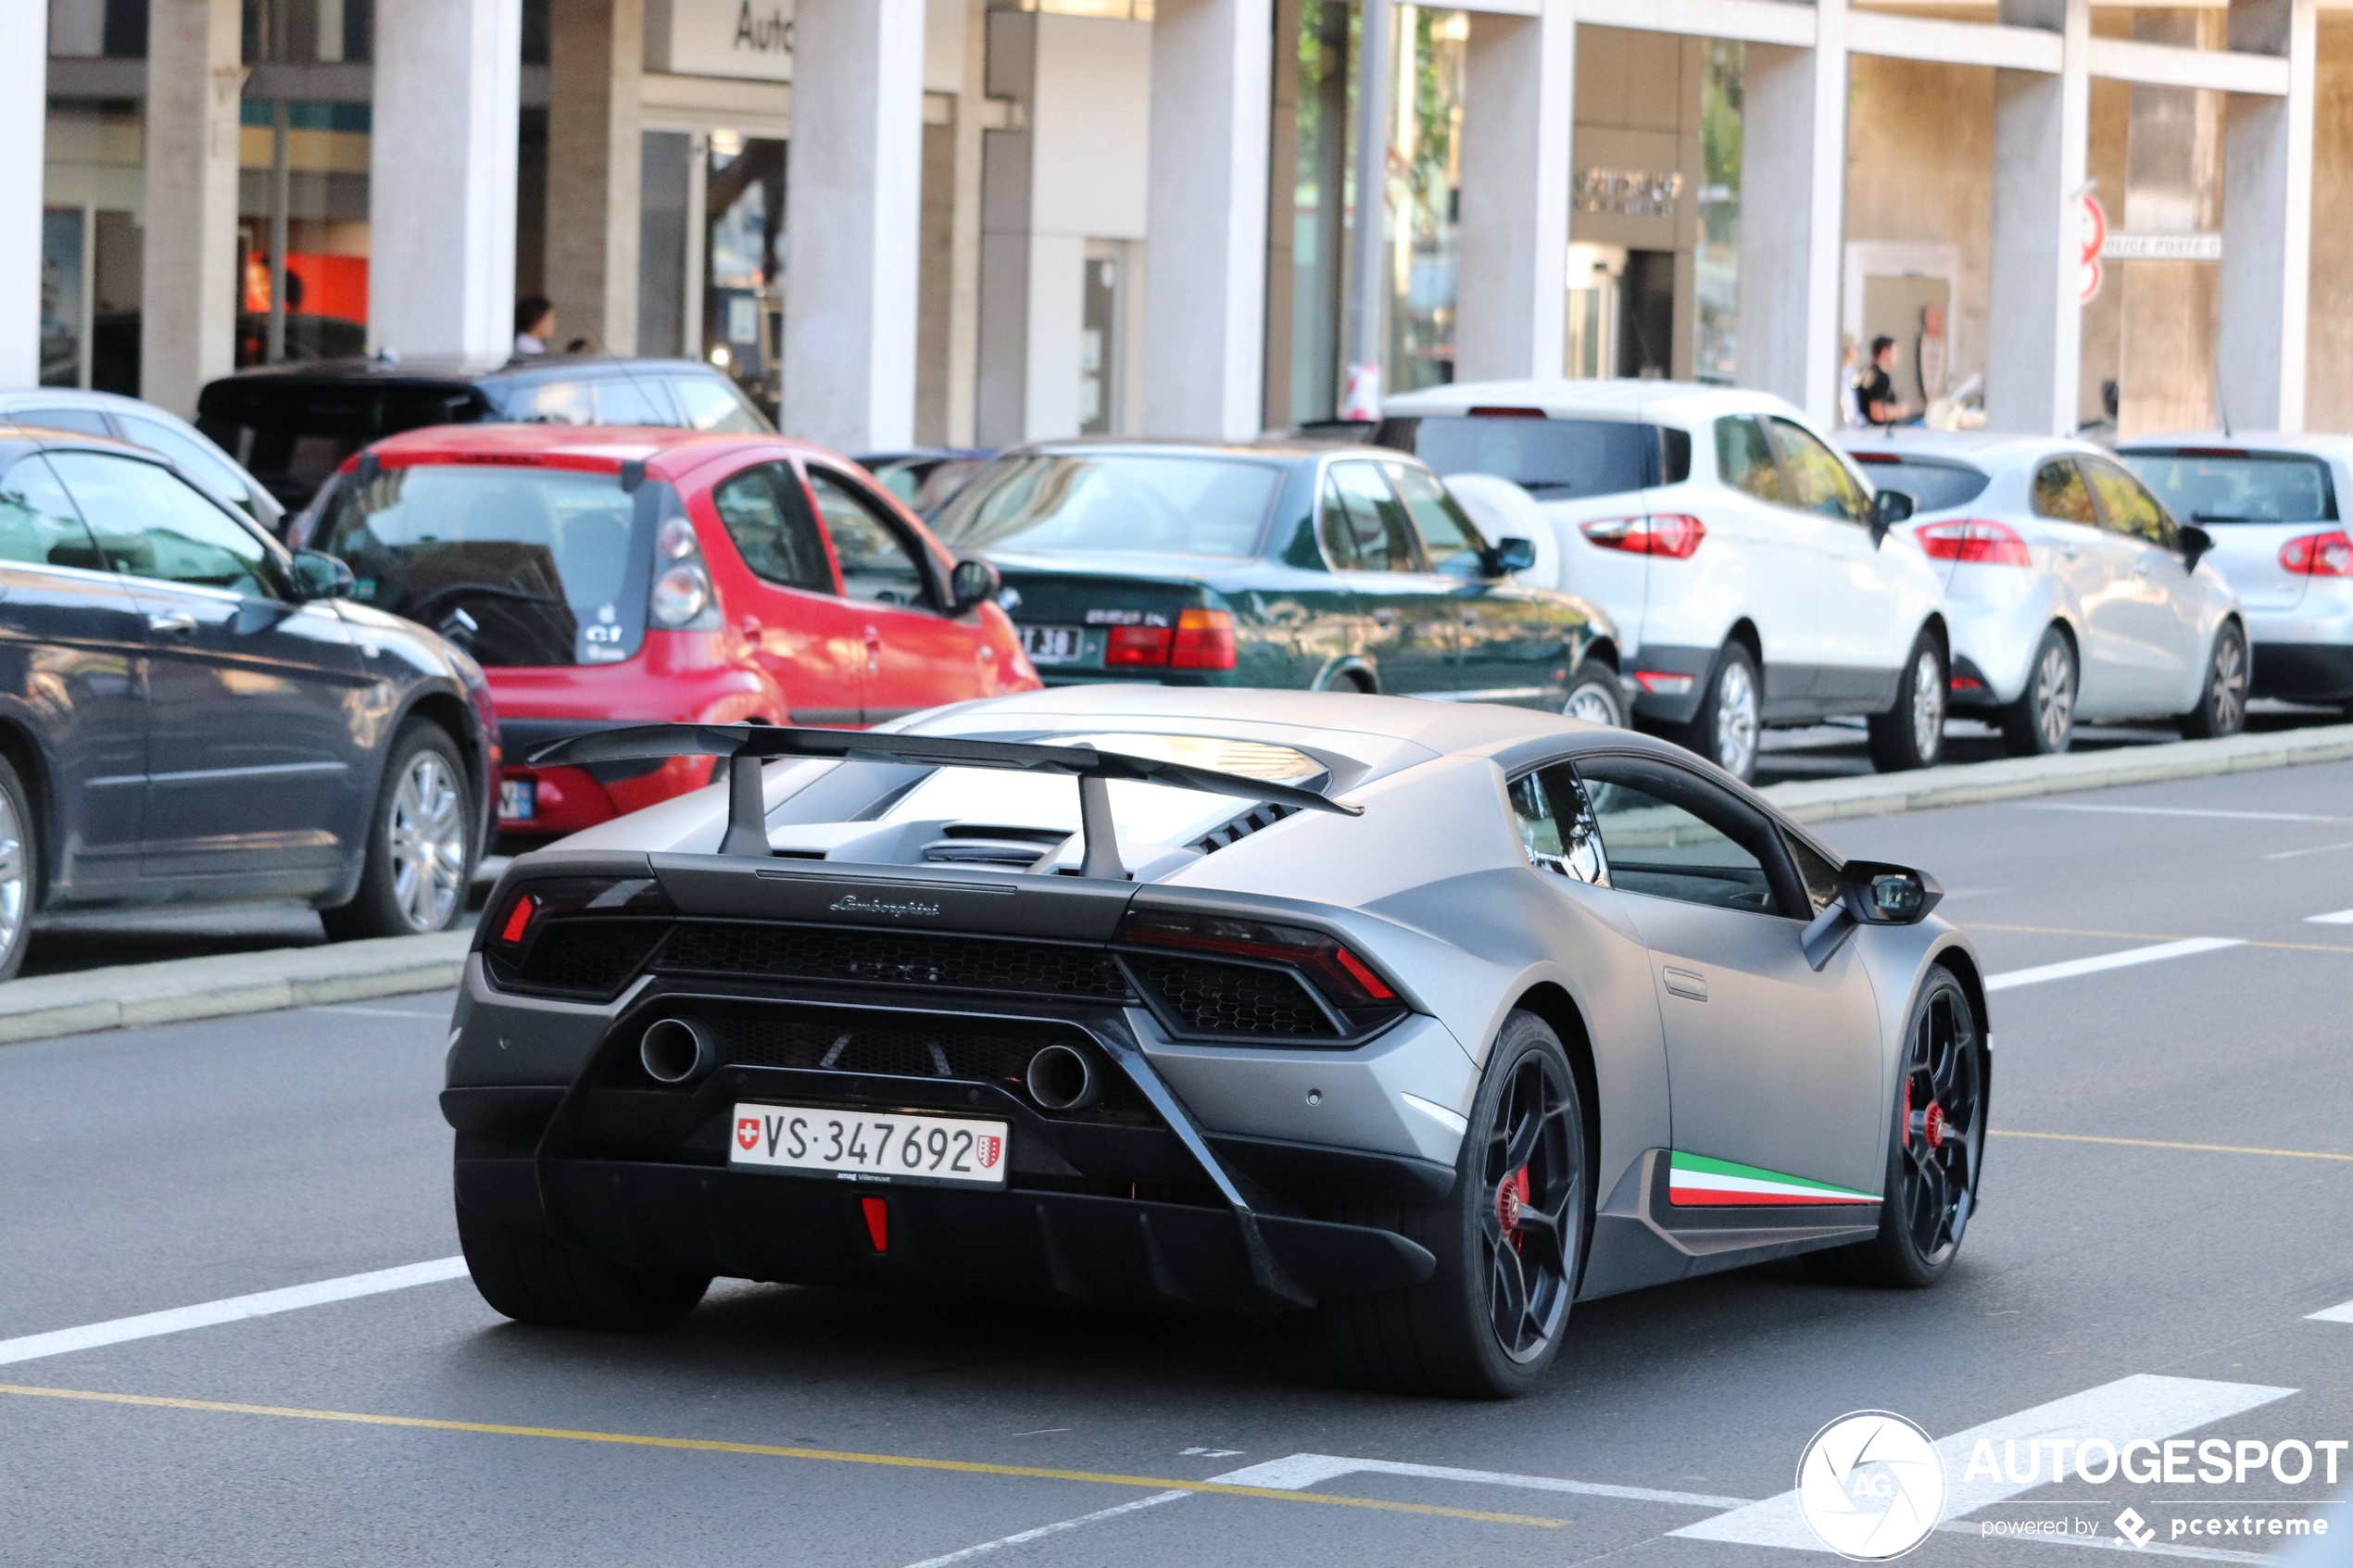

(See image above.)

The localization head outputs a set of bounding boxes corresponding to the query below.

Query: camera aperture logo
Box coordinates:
[1797,1411,1948,1560]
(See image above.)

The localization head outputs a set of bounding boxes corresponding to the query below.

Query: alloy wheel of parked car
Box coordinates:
[2179,622,2249,741]
[0,759,33,982]
[322,724,475,941]
[2002,629,2077,758]
[1867,633,1946,772]
[1563,662,1626,728]
[1690,643,1761,781]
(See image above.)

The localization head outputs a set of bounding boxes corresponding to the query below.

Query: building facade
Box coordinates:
[11,0,2352,449]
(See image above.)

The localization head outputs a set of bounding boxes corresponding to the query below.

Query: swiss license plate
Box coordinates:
[1018,624,1085,665]
[730,1102,1010,1189]
[497,779,535,822]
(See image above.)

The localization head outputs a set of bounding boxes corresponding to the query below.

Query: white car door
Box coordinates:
[2081,457,2201,709]
[1706,413,1822,707]
[1768,416,1915,699]
[2025,457,2135,716]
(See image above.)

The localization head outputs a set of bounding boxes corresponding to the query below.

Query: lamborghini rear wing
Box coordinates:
[525,722,1362,879]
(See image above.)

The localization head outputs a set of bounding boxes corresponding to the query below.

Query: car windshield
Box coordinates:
[313,463,647,668]
[1378,416,1654,499]
[928,454,1280,558]
[2119,450,2336,524]
[1847,458,1989,512]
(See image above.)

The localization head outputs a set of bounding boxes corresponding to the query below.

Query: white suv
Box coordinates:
[1376,382,1949,781]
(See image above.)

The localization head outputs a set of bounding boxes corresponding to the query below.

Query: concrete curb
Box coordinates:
[1759,721,2353,825]
[3,721,2349,1047]
[0,932,471,1046]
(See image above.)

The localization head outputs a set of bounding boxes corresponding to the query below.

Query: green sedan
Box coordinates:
[925,440,1628,723]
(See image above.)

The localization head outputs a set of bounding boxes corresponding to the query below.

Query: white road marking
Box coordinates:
[2305,1297,2353,1323]
[2305,908,2353,925]
[2268,840,2353,861]
[0,1258,470,1367]
[1672,1374,2295,1552]
[2020,803,2347,822]
[1985,938,2246,992]
[900,1489,1192,1567]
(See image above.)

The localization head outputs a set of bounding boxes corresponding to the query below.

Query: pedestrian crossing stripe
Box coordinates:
[1667,1150,1879,1207]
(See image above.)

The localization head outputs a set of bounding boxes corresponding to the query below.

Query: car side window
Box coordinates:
[711,463,835,594]
[511,380,596,425]
[46,449,282,599]
[2082,458,2177,547]
[1506,765,1608,885]
[12,407,115,438]
[1577,758,1778,915]
[1785,833,1842,916]
[2031,458,2096,524]
[1327,461,1420,571]
[118,414,257,513]
[670,376,769,434]
[1768,417,1869,522]
[807,469,931,607]
[1385,462,1486,576]
[0,455,107,571]
[592,376,672,426]
[1714,416,1785,504]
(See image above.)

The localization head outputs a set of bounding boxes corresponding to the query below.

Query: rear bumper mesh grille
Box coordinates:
[653,921,1134,1000]
[1123,953,1338,1038]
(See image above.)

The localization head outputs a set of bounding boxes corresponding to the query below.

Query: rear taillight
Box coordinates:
[484,875,678,1001]
[1917,519,2032,568]
[1104,608,1238,671]
[2280,530,2353,578]
[649,512,718,628]
[1580,514,1705,558]
[1103,624,1172,666]
[1116,907,1399,1010]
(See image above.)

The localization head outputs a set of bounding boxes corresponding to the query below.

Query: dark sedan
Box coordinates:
[925,441,1627,721]
[0,426,499,978]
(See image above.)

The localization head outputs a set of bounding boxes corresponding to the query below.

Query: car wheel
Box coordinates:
[321,722,475,941]
[1562,660,1626,727]
[1683,641,1761,782]
[456,1151,711,1330]
[1322,1010,1585,1399]
[1804,967,1984,1289]
[1866,631,1947,772]
[2178,621,2250,740]
[0,757,35,982]
[2000,627,2076,758]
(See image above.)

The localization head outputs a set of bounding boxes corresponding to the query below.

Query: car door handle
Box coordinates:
[1663,966,1708,1001]
[1371,608,1396,625]
[146,610,198,637]
[862,626,882,668]
[2057,547,2080,562]
[2133,557,2158,576]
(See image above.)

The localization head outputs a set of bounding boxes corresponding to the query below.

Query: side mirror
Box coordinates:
[1869,488,1916,547]
[2178,523,2214,574]
[950,557,1002,610]
[1485,536,1538,576]
[1799,859,1944,970]
[290,549,356,601]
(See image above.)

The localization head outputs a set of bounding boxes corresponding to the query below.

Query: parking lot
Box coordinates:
[6,757,2350,1566]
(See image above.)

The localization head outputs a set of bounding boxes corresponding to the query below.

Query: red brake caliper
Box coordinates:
[1496,1167,1529,1252]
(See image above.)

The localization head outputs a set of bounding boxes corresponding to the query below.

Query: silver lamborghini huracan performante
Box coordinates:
[445,687,1991,1398]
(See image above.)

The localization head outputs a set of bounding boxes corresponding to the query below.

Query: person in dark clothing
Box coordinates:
[1860,335,1909,427]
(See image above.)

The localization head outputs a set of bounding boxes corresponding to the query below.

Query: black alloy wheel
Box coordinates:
[1867,631,1947,772]
[1321,1010,1587,1398]
[1806,968,1984,1288]
[2001,625,2076,757]
[2179,621,2250,740]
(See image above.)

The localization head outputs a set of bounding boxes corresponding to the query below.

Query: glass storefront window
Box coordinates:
[1385,6,1464,395]
[42,101,145,393]
[1694,40,1741,385]
[236,100,372,366]
[41,210,85,388]
[1273,0,1354,427]
[704,131,786,410]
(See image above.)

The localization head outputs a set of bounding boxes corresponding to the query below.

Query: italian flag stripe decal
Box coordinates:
[1668,1150,1880,1208]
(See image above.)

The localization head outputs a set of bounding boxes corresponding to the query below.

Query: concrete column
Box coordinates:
[1734,0,1849,425]
[1453,0,1575,383]
[139,0,244,416]
[0,0,48,387]
[781,0,927,454]
[546,0,644,356]
[2219,0,2315,433]
[1985,0,2091,435]
[1141,0,1271,440]
[370,0,523,360]
[944,0,989,447]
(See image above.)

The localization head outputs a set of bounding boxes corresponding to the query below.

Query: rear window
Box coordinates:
[2119,450,2337,525]
[930,454,1281,558]
[313,463,650,669]
[197,381,488,512]
[1845,456,1989,513]
[1372,415,1666,500]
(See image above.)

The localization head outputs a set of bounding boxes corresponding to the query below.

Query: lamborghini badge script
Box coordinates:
[828,894,943,919]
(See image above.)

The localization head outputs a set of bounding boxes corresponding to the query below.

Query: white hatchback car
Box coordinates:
[1376,382,1948,781]
[2117,434,2353,721]
[1840,432,2249,752]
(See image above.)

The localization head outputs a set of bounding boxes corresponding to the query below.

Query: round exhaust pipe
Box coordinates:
[640,1018,715,1085]
[1025,1043,1100,1112]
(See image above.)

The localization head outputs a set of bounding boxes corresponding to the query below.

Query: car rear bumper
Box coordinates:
[2248,640,2353,703]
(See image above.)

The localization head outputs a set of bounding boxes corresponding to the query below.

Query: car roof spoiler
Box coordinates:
[525,722,1362,878]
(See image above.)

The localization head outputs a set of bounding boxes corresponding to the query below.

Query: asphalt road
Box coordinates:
[5,764,2353,1566]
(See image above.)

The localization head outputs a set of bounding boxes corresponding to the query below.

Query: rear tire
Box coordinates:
[2178,621,2250,740]
[2000,627,2076,757]
[457,1178,711,1331]
[1681,641,1762,782]
[1321,1011,1585,1399]
[0,757,35,983]
[1563,660,1626,727]
[322,722,475,940]
[1867,631,1947,772]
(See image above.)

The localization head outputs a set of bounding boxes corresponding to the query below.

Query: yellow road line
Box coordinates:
[1991,1129,2353,1163]
[0,1384,1565,1529]
[1967,922,2353,958]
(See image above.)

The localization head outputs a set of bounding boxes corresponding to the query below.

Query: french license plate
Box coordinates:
[730,1102,1010,1189]
[1018,624,1085,665]
[497,779,535,822]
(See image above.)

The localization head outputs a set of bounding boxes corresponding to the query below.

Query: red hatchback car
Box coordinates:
[298,425,1039,843]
